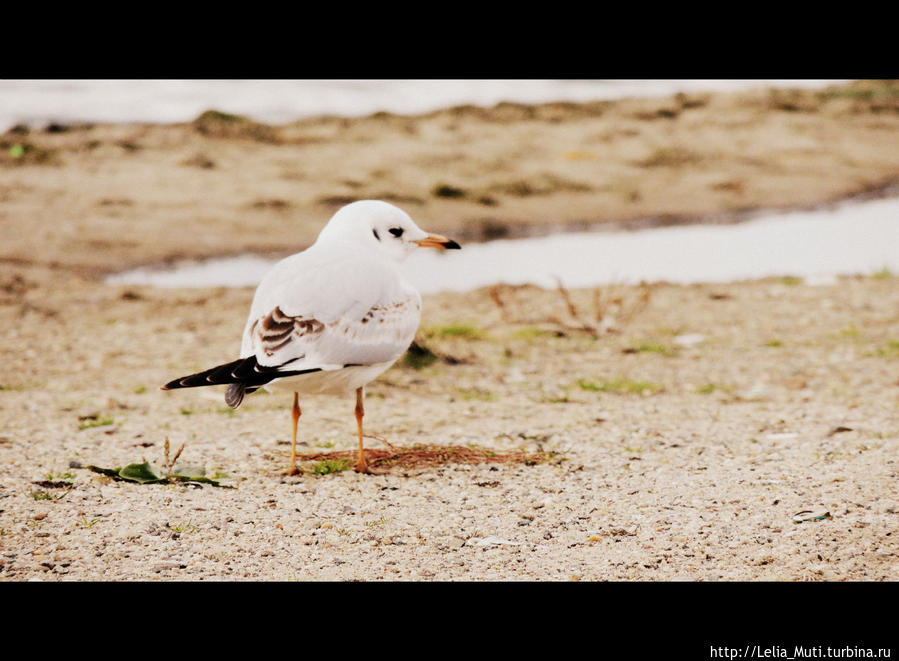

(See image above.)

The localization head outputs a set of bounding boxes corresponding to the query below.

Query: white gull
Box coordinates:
[162,200,460,474]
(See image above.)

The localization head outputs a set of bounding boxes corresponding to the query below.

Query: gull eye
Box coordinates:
[389,227,404,238]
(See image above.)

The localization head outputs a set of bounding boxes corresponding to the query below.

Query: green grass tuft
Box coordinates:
[429,323,484,339]
[311,458,352,475]
[630,342,675,356]
[45,471,75,482]
[513,327,554,340]
[455,387,495,402]
[401,341,439,370]
[578,378,662,394]
[166,520,197,534]
[31,489,67,501]
[876,340,899,358]
[78,416,114,430]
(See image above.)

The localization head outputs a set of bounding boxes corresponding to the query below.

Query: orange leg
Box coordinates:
[288,392,301,475]
[354,387,369,473]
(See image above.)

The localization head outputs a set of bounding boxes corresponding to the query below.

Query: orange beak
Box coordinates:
[415,233,461,250]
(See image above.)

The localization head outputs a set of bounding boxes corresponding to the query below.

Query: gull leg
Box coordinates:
[288,392,301,475]
[354,387,369,473]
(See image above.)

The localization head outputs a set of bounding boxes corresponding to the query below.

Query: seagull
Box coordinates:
[162,200,460,474]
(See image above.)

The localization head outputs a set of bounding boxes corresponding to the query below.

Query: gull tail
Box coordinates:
[161,356,321,409]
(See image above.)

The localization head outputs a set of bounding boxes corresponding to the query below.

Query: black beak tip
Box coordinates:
[445,239,461,250]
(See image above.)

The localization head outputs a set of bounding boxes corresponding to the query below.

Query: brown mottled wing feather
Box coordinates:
[244,293,421,372]
[251,306,326,359]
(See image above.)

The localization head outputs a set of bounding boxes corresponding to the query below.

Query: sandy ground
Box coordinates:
[0,80,897,581]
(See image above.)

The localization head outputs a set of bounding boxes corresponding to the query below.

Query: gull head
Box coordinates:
[316,200,460,262]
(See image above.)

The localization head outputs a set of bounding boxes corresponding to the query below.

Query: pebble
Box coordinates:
[673,333,706,347]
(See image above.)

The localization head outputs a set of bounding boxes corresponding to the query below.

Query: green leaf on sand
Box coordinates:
[118,462,167,483]
[87,462,234,487]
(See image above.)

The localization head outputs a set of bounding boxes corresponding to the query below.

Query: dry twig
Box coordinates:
[295,444,557,471]
[487,280,652,337]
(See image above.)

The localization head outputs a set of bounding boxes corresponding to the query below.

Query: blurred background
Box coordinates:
[0,79,847,131]
[4,78,897,293]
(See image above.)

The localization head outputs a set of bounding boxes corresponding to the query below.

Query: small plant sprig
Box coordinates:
[30,472,76,499]
[161,437,184,477]
[166,520,196,534]
[31,489,68,501]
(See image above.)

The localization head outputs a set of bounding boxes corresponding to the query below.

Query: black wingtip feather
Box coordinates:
[224,383,245,409]
[162,356,325,394]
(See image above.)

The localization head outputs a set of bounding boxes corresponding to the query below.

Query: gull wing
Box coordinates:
[240,245,422,373]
